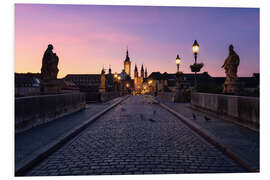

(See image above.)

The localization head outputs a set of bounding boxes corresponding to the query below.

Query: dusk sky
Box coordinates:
[15,4,259,78]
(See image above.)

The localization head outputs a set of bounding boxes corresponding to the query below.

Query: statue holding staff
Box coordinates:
[222,44,240,93]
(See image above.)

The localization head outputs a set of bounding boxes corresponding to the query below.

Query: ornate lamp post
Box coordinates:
[114,72,118,79]
[176,54,181,73]
[113,72,118,92]
[126,83,130,94]
[192,40,199,63]
[117,76,122,95]
[175,54,182,102]
[190,40,203,90]
[175,53,182,87]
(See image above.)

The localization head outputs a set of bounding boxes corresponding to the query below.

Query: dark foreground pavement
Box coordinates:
[25,95,246,176]
[156,98,259,170]
[15,97,123,171]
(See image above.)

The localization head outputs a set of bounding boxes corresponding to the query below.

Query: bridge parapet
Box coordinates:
[191,92,259,131]
[15,93,85,133]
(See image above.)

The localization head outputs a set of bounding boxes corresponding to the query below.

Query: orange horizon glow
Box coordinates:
[15,4,259,79]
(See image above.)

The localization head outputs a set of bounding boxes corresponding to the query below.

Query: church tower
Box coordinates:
[141,64,144,78]
[134,64,138,92]
[124,49,131,76]
[145,67,148,78]
[134,64,138,78]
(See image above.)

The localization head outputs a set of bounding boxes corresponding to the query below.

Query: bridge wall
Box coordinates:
[84,92,100,102]
[157,92,176,102]
[84,92,120,102]
[158,91,190,102]
[191,92,259,130]
[15,93,86,133]
[101,92,120,102]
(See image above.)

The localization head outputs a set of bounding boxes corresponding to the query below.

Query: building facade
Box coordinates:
[147,71,259,96]
[134,64,146,93]
[15,73,41,97]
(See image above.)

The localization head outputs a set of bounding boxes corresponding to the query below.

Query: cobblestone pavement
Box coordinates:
[156,98,259,170]
[15,97,123,169]
[26,95,246,176]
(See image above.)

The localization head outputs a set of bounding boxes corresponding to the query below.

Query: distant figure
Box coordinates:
[222,45,240,93]
[41,44,59,82]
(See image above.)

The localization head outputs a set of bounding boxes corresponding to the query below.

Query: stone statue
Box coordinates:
[41,44,59,82]
[222,45,240,93]
[99,68,106,93]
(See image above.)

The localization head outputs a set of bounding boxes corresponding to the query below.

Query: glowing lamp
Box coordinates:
[192,40,200,55]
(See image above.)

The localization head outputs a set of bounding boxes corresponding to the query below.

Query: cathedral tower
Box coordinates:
[134,64,138,77]
[124,49,131,76]
[141,64,144,78]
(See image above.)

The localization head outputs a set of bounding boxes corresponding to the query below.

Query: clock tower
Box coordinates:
[124,49,131,76]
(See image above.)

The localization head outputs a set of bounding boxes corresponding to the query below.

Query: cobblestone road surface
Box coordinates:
[26,95,246,176]
[156,98,259,170]
[16,97,122,167]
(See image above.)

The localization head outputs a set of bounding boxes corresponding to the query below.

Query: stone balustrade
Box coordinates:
[15,93,85,133]
[157,92,176,102]
[191,92,259,131]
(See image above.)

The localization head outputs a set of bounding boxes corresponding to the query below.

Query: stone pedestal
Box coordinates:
[223,80,239,94]
[41,80,61,94]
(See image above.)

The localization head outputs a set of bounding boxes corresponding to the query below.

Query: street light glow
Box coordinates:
[192,40,200,54]
[176,54,181,65]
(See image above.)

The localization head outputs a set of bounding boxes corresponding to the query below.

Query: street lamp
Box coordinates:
[113,73,118,91]
[117,76,121,94]
[114,73,118,79]
[192,40,200,64]
[176,54,181,73]
[190,40,203,91]
[126,83,130,94]
[175,54,182,102]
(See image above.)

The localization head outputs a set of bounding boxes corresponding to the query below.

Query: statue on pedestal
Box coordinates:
[99,68,106,93]
[221,45,240,93]
[40,44,60,93]
[41,44,59,82]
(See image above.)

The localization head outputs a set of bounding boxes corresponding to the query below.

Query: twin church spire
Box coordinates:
[134,64,146,78]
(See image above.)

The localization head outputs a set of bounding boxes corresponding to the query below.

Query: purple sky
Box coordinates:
[15,4,259,78]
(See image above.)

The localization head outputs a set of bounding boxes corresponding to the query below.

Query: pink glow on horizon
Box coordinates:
[15,4,259,78]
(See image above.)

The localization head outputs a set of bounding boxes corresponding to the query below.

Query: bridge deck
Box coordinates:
[25,95,246,175]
